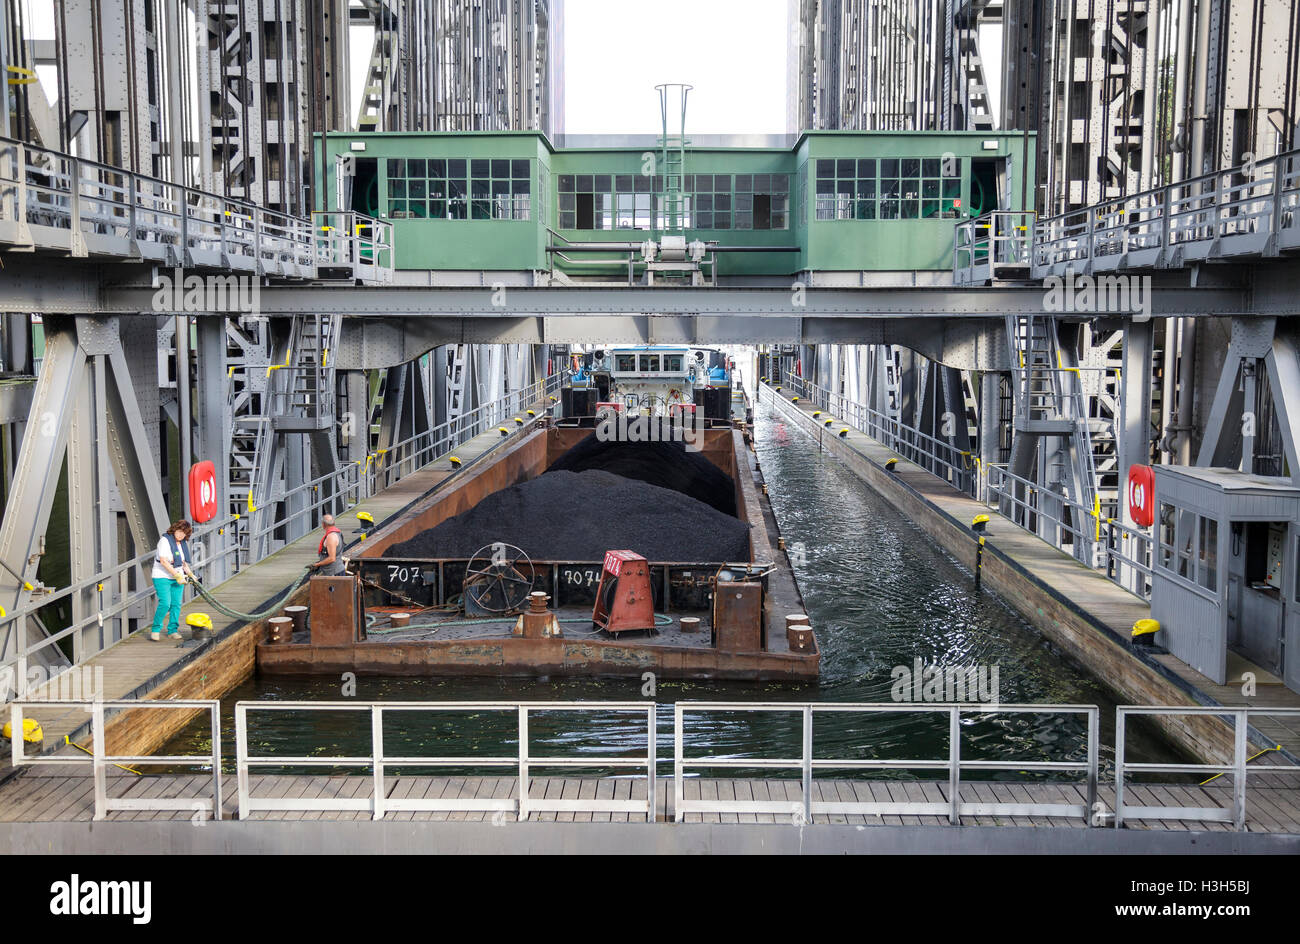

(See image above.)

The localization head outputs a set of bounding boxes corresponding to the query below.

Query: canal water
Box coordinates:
[159,396,1181,778]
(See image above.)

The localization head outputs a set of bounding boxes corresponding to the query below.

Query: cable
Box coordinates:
[64,735,140,775]
[189,565,315,623]
[366,612,676,637]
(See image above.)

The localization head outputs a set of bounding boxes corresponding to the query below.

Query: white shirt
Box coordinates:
[151,535,188,580]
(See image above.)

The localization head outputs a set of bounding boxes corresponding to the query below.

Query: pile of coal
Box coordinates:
[382,469,750,562]
[545,437,737,516]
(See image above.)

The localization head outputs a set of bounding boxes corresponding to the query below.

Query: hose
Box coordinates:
[190,565,315,623]
[366,612,675,636]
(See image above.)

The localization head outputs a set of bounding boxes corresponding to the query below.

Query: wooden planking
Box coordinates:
[2,773,1297,831]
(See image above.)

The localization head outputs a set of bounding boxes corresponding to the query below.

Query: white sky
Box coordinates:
[561,0,789,135]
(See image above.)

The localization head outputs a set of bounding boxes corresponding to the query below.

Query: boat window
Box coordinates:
[640,354,660,372]
[615,354,636,372]
[664,354,684,372]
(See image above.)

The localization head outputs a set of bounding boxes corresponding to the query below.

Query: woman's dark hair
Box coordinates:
[169,519,193,538]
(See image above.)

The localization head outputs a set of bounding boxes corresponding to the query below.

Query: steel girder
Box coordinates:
[91,283,1253,320]
[0,316,170,663]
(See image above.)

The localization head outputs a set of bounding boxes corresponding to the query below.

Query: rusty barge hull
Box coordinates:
[257,636,818,680]
[257,419,819,681]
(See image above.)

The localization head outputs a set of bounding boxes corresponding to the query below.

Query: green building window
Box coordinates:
[690,174,732,230]
[386,157,529,220]
[734,173,789,230]
[613,173,653,230]
[558,174,614,230]
[470,158,531,220]
[815,157,958,221]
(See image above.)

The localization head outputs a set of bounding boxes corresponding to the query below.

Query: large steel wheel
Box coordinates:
[463,543,535,615]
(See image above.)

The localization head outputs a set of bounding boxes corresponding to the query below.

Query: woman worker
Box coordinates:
[151,519,199,641]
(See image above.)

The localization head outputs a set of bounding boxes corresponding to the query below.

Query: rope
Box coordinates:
[190,565,315,623]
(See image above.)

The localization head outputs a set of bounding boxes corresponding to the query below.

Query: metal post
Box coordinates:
[1114,708,1126,828]
[673,703,684,822]
[1086,707,1098,826]
[517,705,529,821]
[801,704,813,824]
[207,703,223,821]
[236,703,250,820]
[948,705,961,825]
[1232,709,1248,831]
[646,703,657,823]
[176,313,191,516]
[92,700,107,821]
[371,704,385,820]
[9,702,21,767]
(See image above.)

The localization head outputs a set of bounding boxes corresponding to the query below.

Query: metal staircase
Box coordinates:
[1007,314,1106,512]
[270,314,339,433]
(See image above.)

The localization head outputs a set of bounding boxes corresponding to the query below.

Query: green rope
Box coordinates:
[190,565,315,623]
[366,612,675,635]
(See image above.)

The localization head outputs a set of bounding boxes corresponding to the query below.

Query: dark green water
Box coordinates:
[158,396,1181,778]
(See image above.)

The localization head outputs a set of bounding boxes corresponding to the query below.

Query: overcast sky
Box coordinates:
[561,0,789,135]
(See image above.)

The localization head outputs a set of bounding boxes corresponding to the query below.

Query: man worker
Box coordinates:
[313,514,346,576]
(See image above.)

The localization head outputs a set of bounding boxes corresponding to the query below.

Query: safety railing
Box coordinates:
[1033,148,1300,276]
[0,511,248,699]
[773,371,976,495]
[1115,706,1300,830]
[953,210,1035,284]
[366,372,563,492]
[763,370,1153,600]
[674,702,1099,824]
[8,699,221,820]
[312,211,394,283]
[0,136,400,282]
[985,463,1153,598]
[235,700,657,821]
[0,136,314,275]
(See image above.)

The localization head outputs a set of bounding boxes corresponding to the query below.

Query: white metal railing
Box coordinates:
[774,372,977,494]
[674,702,1099,824]
[0,136,395,283]
[365,372,563,492]
[765,372,1153,600]
[8,699,221,820]
[954,210,1035,284]
[0,136,313,275]
[1033,148,1300,275]
[986,463,1153,598]
[312,211,394,283]
[1115,706,1300,830]
[235,700,657,821]
[0,511,247,699]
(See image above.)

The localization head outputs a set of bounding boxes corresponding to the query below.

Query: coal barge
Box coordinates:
[257,349,819,681]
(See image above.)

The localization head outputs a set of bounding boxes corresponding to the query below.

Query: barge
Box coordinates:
[257,356,819,681]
